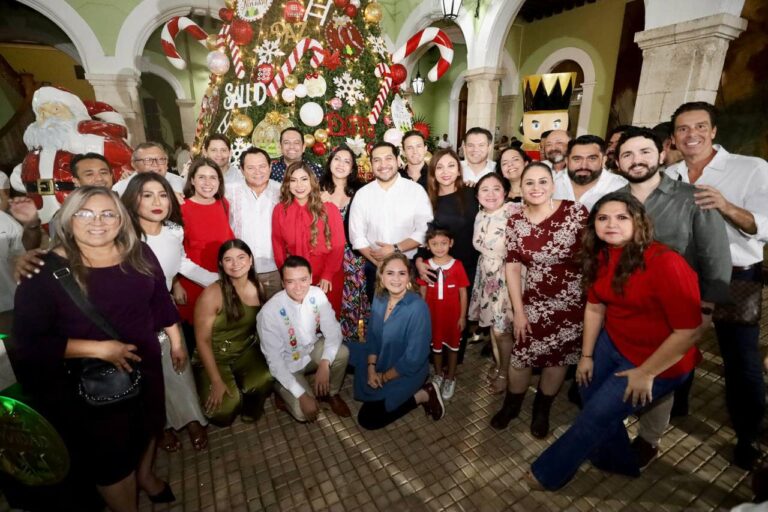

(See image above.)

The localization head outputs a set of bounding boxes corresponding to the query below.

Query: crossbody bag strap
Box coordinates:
[46,255,122,341]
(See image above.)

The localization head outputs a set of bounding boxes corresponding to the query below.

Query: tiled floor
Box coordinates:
[141,302,768,512]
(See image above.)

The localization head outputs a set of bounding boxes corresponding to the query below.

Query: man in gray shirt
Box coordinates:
[614,126,731,467]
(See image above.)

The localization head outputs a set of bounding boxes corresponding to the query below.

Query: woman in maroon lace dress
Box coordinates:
[493,162,588,438]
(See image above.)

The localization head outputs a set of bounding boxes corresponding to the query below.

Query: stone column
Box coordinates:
[464,67,504,135]
[497,94,518,140]
[86,72,146,144]
[632,13,747,127]
[176,99,198,145]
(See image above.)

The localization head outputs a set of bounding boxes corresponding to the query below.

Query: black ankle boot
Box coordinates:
[491,391,525,430]
[530,390,555,439]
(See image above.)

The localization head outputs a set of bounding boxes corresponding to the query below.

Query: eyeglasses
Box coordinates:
[133,157,168,166]
[73,210,120,224]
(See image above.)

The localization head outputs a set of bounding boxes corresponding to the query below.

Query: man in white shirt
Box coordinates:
[540,129,570,178]
[553,134,627,211]
[257,256,351,423]
[665,101,768,470]
[112,142,185,195]
[437,133,451,150]
[204,134,242,184]
[460,127,496,185]
[226,147,282,299]
[349,142,433,300]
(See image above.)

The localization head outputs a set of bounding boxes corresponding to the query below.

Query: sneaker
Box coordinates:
[432,374,444,390]
[631,436,659,469]
[442,379,456,400]
[421,382,445,420]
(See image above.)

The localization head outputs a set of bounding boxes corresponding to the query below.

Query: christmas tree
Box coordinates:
[162,0,438,179]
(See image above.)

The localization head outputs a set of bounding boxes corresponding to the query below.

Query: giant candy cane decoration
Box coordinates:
[392,27,454,82]
[161,17,209,70]
[266,38,325,97]
[217,24,245,79]
[368,63,392,125]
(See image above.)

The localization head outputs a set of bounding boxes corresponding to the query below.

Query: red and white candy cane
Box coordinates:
[392,27,454,82]
[267,38,325,97]
[217,24,245,79]
[368,63,392,125]
[161,17,209,70]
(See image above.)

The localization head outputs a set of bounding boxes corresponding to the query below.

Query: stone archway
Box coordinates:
[536,47,596,137]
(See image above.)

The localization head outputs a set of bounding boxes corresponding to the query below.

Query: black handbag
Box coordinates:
[49,259,142,406]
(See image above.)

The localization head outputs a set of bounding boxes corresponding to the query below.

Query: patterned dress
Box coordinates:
[339,204,370,342]
[505,200,588,368]
[469,202,520,333]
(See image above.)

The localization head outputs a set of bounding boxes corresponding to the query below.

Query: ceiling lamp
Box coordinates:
[441,0,462,20]
[411,67,425,96]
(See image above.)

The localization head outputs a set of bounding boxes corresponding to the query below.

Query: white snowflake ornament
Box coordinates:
[345,135,366,156]
[230,137,253,168]
[255,38,286,65]
[390,94,413,131]
[366,35,388,58]
[333,72,365,106]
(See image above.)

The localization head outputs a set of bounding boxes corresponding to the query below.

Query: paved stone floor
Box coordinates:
[139,304,768,512]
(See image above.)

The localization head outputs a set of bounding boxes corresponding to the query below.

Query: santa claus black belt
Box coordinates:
[26,179,76,195]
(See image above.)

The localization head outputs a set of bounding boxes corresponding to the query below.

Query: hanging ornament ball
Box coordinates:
[333,0,349,7]
[314,128,329,144]
[281,87,296,103]
[364,2,383,23]
[205,34,219,51]
[344,4,358,17]
[294,83,308,98]
[284,0,305,23]
[224,0,236,8]
[284,75,299,89]
[383,127,404,147]
[312,141,327,156]
[383,115,392,126]
[304,134,316,147]
[299,102,325,127]
[230,19,254,45]
[218,8,234,22]
[329,97,343,111]
[230,114,254,137]
[207,51,230,75]
[390,64,407,86]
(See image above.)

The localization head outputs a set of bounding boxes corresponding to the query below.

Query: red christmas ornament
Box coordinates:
[333,0,349,7]
[390,64,407,85]
[325,19,364,59]
[218,8,234,22]
[344,4,357,17]
[230,19,254,45]
[254,63,274,84]
[312,141,327,156]
[284,0,305,23]
[413,121,430,140]
[320,49,342,70]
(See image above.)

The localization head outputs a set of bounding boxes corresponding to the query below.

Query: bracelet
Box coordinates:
[581,354,593,358]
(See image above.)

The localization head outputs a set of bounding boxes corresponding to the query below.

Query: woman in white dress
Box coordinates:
[122,173,218,452]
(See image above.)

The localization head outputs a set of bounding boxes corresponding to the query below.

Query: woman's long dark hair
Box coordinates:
[183,157,225,199]
[580,192,654,295]
[427,148,465,213]
[319,144,363,197]
[121,173,183,238]
[217,239,266,322]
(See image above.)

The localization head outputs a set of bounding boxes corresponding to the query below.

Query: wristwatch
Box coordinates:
[701,306,714,316]
[393,243,401,254]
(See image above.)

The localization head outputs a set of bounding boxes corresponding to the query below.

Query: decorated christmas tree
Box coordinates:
[161,0,453,178]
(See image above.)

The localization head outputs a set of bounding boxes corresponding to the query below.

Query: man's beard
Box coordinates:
[23,117,80,152]
[568,168,602,185]
[548,150,564,163]
[619,163,659,184]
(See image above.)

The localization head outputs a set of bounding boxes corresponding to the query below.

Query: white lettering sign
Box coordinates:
[223,82,268,111]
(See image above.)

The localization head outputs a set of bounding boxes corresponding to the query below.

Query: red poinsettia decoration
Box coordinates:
[320,48,342,70]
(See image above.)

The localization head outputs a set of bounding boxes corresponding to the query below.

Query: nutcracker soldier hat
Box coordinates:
[522,72,577,113]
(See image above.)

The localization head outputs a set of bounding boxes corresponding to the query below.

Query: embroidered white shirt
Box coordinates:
[226,180,281,273]
[461,160,496,185]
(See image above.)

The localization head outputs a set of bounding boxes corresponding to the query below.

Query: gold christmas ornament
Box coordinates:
[253,111,294,158]
[205,34,219,51]
[363,2,383,23]
[284,74,299,89]
[313,128,329,143]
[230,113,254,137]
[303,134,316,147]
[224,0,237,9]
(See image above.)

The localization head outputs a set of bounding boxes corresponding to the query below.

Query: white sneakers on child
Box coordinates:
[441,379,456,400]
[432,374,444,390]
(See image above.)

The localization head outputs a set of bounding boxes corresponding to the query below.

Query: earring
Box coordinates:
[549,197,554,210]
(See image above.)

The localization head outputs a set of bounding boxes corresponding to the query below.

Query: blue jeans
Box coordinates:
[714,264,765,447]
[531,330,689,490]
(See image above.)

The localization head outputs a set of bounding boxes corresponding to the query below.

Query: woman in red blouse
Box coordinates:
[528,192,702,490]
[177,158,234,326]
[272,161,345,315]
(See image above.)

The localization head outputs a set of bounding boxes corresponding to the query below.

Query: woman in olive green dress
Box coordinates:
[193,239,273,426]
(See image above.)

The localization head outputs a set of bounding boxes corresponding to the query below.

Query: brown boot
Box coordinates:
[530,390,555,439]
[490,391,525,430]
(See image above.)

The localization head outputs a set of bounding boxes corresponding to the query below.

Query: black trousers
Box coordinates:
[358,397,418,430]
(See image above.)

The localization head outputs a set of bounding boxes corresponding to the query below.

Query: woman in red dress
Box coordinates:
[496,162,588,438]
[271,161,345,315]
[177,158,234,327]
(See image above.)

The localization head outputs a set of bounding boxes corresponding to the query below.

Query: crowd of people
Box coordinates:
[2,100,767,510]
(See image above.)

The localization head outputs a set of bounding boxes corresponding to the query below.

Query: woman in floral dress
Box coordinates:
[468,173,520,400]
[320,144,369,342]
[496,162,588,438]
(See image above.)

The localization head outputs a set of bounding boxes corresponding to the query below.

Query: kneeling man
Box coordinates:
[258,256,351,422]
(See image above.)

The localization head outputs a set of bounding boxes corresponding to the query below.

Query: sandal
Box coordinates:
[160,429,182,452]
[489,375,507,395]
[187,421,208,451]
[487,366,500,383]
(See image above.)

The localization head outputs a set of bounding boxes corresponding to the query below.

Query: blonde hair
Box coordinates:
[374,253,414,296]
[279,162,331,249]
[53,186,153,292]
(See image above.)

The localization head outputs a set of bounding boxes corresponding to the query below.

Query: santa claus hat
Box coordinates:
[84,100,127,128]
[31,86,91,121]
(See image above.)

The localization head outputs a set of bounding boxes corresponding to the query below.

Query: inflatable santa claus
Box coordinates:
[11,87,133,223]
